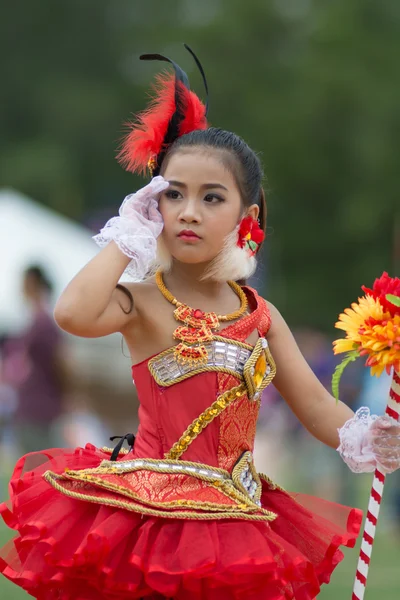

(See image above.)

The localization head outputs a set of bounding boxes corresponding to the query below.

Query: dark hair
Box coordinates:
[24,265,53,293]
[159,127,267,244]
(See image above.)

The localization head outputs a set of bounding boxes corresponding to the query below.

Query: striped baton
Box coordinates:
[352,369,400,600]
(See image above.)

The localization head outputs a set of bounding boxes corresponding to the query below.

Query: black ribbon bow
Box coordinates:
[109,433,136,461]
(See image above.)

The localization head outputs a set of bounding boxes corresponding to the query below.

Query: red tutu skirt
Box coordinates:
[0,444,362,600]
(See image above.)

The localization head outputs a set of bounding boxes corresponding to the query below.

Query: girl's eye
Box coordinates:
[165,190,181,200]
[204,193,225,204]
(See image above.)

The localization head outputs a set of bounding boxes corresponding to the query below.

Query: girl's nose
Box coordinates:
[178,199,201,223]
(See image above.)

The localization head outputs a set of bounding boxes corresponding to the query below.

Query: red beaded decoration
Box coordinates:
[155,271,248,366]
[172,307,221,365]
[174,304,220,331]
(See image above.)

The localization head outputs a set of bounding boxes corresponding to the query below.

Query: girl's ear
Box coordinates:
[246,203,260,221]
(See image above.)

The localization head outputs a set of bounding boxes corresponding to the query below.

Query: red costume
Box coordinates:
[0,287,362,599]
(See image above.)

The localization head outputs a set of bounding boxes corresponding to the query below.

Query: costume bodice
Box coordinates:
[46,286,279,523]
[131,286,274,472]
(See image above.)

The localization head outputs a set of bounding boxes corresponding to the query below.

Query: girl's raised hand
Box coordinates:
[119,176,169,231]
[93,176,169,281]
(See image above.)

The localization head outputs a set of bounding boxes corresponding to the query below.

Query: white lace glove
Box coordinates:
[93,176,169,280]
[337,407,400,474]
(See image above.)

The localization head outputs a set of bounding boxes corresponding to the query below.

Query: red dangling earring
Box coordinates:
[237,216,265,256]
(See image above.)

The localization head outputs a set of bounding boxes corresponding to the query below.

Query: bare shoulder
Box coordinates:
[264,300,281,318]
[263,300,287,338]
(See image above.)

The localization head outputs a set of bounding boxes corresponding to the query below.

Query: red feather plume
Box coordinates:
[117,71,208,175]
[179,87,208,135]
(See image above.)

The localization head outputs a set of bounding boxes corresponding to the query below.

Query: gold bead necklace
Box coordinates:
[155,270,248,366]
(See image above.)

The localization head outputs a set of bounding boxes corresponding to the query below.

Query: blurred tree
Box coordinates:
[1,0,399,328]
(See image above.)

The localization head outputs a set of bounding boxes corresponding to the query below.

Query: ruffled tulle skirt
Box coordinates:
[0,444,362,599]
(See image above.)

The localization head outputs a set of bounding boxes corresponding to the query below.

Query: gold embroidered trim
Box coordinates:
[149,363,244,387]
[43,471,276,522]
[243,337,276,400]
[165,383,247,460]
[148,337,252,387]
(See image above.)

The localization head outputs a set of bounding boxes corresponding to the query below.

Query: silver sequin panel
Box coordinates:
[149,340,252,386]
[108,458,227,480]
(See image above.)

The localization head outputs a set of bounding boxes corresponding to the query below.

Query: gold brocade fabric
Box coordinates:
[217,372,260,472]
[63,469,236,507]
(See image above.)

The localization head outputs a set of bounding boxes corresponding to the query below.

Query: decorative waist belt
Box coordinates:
[44,450,282,523]
[106,450,264,505]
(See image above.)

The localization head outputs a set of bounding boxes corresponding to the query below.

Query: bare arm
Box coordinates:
[266,301,354,449]
[54,177,169,339]
[54,241,135,338]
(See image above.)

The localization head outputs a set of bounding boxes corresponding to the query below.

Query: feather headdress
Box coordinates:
[117,44,209,176]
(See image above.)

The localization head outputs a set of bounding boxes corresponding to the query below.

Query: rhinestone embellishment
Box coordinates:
[105,458,226,480]
[149,340,252,386]
[239,458,258,498]
[232,451,263,506]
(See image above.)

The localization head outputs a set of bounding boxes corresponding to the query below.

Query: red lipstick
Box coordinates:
[178,229,201,242]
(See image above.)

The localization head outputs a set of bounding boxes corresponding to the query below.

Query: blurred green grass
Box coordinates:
[0,520,398,599]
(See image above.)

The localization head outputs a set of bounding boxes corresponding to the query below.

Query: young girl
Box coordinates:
[1,46,400,600]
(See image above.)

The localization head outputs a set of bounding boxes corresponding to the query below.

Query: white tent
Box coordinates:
[0,189,133,388]
[0,188,99,332]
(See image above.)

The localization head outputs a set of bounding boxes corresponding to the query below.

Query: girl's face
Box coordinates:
[159,149,253,265]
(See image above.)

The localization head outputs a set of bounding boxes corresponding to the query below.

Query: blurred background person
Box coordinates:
[0,336,19,497]
[2,265,67,455]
